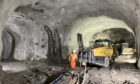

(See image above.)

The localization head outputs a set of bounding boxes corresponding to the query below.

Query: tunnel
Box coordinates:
[66,16,135,54]
[0,0,140,84]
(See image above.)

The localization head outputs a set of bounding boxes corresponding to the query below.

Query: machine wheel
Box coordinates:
[137,58,140,70]
[104,57,110,67]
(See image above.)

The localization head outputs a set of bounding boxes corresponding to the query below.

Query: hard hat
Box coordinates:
[72,49,76,53]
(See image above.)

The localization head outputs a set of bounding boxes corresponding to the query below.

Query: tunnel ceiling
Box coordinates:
[0,0,140,61]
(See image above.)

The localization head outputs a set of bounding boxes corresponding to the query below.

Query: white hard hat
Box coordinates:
[72,49,76,53]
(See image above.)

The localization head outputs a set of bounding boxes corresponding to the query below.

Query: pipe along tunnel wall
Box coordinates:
[0,0,139,67]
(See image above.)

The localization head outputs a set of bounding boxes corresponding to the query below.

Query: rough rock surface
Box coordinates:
[0,0,139,61]
[2,14,48,61]
[0,0,140,83]
[86,68,140,84]
[54,64,140,84]
[0,62,63,84]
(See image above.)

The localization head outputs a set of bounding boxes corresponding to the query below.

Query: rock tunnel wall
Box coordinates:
[0,0,139,63]
[2,14,49,61]
[1,14,63,63]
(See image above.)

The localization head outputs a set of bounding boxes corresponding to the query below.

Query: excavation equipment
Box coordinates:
[78,39,113,67]
[77,33,136,67]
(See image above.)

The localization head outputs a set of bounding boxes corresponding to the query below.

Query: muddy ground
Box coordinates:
[85,67,140,84]
[57,63,140,84]
[0,62,140,84]
[0,62,64,84]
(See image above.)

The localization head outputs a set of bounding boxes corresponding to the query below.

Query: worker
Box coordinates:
[69,50,77,77]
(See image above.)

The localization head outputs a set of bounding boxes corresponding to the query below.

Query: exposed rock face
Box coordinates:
[1,14,48,61]
[0,0,139,62]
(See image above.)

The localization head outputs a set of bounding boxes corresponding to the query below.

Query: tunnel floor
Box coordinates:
[1,62,140,84]
[56,63,140,84]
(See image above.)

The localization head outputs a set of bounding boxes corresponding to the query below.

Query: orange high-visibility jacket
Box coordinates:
[69,53,77,69]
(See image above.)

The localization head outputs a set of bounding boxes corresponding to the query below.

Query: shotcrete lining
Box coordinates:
[66,16,134,53]
[0,0,138,61]
[1,15,49,61]
[0,0,139,83]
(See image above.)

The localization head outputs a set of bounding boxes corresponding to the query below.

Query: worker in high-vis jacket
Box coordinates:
[69,50,77,69]
[69,50,77,77]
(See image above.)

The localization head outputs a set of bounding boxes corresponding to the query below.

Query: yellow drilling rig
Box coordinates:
[77,33,136,67]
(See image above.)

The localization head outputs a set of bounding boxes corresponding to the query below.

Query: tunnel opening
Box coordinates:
[66,16,135,55]
[92,28,135,48]
[65,15,136,68]
[91,28,136,63]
